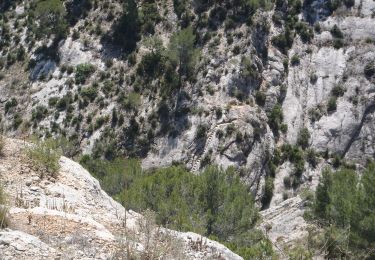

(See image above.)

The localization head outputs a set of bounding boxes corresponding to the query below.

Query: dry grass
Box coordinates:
[27,138,61,178]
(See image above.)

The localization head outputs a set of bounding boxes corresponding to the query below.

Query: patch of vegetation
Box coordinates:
[330,25,343,39]
[75,63,95,85]
[308,163,375,258]
[81,158,275,259]
[255,91,266,106]
[168,27,200,82]
[297,127,310,150]
[31,0,68,40]
[80,86,98,102]
[31,105,48,123]
[291,54,300,66]
[0,135,4,156]
[5,98,17,113]
[268,104,283,134]
[0,184,8,229]
[27,138,61,178]
[327,96,337,113]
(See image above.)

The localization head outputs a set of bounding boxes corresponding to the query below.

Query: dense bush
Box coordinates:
[31,105,48,122]
[327,97,337,112]
[311,163,375,258]
[81,158,274,259]
[297,127,310,149]
[4,98,17,113]
[31,0,68,39]
[168,27,200,81]
[80,86,98,102]
[268,104,283,134]
[75,63,95,85]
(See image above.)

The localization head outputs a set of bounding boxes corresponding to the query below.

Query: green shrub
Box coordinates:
[268,104,283,133]
[255,91,266,106]
[32,0,68,39]
[306,149,318,168]
[0,135,4,156]
[75,63,95,84]
[311,163,375,257]
[331,84,345,97]
[327,97,337,112]
[196,124,208,139]
[291,55,300,66]
[122,92,141,110]
[5,98,17,113]
[332,38,344,49]
[27,138,61,178]
[0,185,8,229]
[261,176,274,207]
[330,25,343,39]
[80,86,98,102]
[13,114,23,129]
[168,27,200,80]
[297,128,310,149]
[81,158,273,259]
[31,105,48,122]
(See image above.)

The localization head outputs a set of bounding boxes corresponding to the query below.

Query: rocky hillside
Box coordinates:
[0,138,241,259]
[0,0,375,258]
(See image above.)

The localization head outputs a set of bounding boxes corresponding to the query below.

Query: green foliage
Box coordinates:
[331,84,345,97]
[81,158,273,259]
[168,27,200,81]
[27,138,61,178]
[5,98,17,113]
[255,91,266,106]
[122,92,141,111]
[268,104,283,133]
[312,163,375,257]
[297,128,310,149]
[80,156,141,196]
[0,184,8,229]
[75,63,95,85]
[0,135,4,156]
[327,97,337,112]
[31,105,48,122]
[32,0,68,39]
[291,55,300,66]
[262,176,274,207]
[330,25,343,39]
[80,86,98,102]
[196,124,208,139]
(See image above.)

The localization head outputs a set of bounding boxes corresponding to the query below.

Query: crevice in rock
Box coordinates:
[342,101,375,158]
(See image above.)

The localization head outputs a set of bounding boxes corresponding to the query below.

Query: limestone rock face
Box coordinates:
[1,0,375,256]
[0,139,242,260]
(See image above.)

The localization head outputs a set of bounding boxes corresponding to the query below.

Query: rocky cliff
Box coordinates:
[0,0,374,256]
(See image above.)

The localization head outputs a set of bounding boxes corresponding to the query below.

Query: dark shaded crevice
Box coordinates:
[342,102,375,158]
